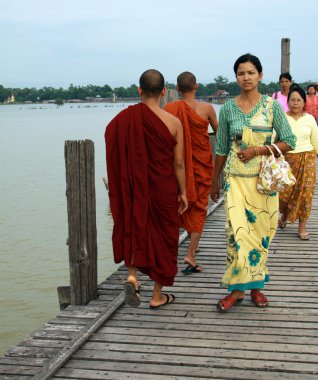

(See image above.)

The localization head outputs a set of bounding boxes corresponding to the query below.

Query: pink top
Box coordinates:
[305,95,318,118]
[272,91,289,111]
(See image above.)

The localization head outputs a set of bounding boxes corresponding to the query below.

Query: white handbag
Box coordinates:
[257,144,296,195]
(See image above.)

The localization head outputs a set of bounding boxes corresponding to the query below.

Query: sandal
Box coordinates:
[182,263,203,274]
[217,295,244,312]
[250,290,268,307]
[150,293,175,309]
[278,218,287,229]
[124,281,141,307]
[298,232,310,240]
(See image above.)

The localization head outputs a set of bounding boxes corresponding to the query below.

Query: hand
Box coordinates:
[210,181,219,203]
[237,147,257,163]
[178,194,188,214]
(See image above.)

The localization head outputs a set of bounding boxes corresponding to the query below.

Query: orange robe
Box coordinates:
[165,100,213,233]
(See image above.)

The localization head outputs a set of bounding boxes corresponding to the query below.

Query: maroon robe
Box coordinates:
[105,103,179,286]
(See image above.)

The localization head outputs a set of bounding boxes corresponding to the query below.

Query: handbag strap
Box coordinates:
[264,145,274,156]
[271,143,283,157]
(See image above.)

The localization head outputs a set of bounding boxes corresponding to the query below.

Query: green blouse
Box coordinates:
[216,95,297,177]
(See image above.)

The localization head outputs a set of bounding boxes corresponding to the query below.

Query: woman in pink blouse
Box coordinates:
[272,72,292,111]
[304,84,318,124]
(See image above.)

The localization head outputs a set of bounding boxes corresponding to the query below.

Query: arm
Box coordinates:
[210,106,229,202]
[309,116,318,154]
[208,104,218,134]
[173,120,188,214]
[237,100,296,162]
[211,155,227,203]
[237,141,293,163]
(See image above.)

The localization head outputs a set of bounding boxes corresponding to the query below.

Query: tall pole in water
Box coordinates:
[281,38,290,73]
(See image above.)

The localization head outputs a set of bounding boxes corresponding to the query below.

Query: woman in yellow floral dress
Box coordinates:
[279,86,318,240]
[210,53,296,312]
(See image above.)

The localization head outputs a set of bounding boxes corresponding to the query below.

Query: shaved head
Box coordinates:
[139,69,165,97]
[177,71,196,93]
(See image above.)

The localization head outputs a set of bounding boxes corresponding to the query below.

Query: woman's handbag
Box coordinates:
[257,144,296,195]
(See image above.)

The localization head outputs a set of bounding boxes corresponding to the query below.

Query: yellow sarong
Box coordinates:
[222,175,278,291]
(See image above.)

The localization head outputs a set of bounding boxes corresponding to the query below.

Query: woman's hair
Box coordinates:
[233,53,262,74]
[279,72,292,81]
[307,84,316,94]
[287,86,306,103]
[290,83,300,91]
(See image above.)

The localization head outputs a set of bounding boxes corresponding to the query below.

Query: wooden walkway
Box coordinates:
[1,191,318,379]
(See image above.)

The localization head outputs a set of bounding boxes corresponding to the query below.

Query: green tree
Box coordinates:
[55,98,64,106]
[214,75,229,90]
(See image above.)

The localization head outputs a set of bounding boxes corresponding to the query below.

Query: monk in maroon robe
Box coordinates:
[105,69,187,308]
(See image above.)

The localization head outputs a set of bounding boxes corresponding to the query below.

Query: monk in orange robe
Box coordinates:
[105,69,187,308]
[165,72,218,273]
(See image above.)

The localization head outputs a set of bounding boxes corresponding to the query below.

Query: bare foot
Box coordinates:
[149,293,175,308]
[278,213,288,228]
[126,275,139,290]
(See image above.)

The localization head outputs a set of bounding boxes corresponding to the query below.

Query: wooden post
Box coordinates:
[281,38,290,73]
[64,140,98,305]
[160,89,178,108]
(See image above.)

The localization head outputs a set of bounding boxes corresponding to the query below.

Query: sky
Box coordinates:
[1,0,317,89]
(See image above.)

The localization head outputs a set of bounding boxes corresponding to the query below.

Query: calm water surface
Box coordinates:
[0,101,221,355]
[0,102,133,355]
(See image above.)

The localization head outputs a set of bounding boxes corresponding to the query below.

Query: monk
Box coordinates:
[165,72,218,274]
[105,69,187,308]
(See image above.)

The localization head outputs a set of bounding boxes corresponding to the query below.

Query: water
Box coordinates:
[0,102,132,355]
[0,101,221,356]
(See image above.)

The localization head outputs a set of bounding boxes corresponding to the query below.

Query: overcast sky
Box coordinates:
[1,0,317,89]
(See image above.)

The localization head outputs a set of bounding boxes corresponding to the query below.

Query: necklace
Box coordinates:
[237,94,262,114]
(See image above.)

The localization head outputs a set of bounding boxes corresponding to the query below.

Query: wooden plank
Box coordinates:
[83,334,318,355]
[98,325,318,345]
[32,291,125,380]
[58,360,318,380]
[69,349,318,373]
[52,372,213,380]
[105,319,317,338]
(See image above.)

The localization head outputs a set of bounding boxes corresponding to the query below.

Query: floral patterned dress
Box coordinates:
[216,96,296,291]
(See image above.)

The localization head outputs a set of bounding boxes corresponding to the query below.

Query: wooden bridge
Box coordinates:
[1,181,318,379]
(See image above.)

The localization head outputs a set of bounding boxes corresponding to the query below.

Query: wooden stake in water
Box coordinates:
[64,139,98,305]
[281,37,290,74]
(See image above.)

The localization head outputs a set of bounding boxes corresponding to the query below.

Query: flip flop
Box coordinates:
[150,293,175,309]
[124,281,141,307]
[278,218,287,228]
[298,232,310,240]
[182,264,203,275]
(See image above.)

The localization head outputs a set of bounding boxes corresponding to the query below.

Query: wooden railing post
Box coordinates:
[64,140,98,305]
[281,37,290,74]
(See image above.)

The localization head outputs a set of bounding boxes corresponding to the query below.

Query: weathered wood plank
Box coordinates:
[58,361,318,380]
[98,325,318,345]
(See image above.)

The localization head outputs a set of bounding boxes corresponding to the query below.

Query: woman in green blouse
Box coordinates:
[210,53,296,312]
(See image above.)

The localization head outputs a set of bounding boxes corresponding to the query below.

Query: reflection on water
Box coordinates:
[0,102,130,355]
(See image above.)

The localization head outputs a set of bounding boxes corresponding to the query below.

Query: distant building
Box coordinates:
[67,99,82,103]
[213,90,229,98]
[85,96,111,102]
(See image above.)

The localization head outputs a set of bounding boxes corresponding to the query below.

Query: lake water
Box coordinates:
[0,101,221,356]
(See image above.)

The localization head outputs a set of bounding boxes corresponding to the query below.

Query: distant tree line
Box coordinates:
[0,76,314,103]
